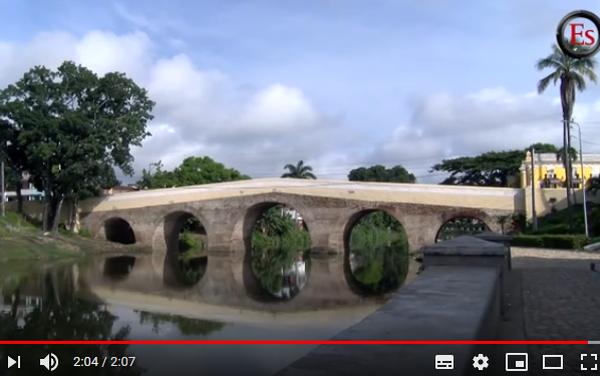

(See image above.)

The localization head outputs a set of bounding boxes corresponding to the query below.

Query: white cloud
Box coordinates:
[371,87,585,182]
[5,29,600,184]
[0,30,344,180]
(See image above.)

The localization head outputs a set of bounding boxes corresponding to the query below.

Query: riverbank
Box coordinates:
[0,211,146,262]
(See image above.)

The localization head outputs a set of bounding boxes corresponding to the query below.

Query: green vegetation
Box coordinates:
[0,61,154,233]
[281,160,316,179]
[174,217,208,285]
[511,234,588,250]
[348,165,415,183]
[513,202,600,249]
[250,205,310,297]
[0,212,79,261]
[431,143,569,187]
[138,156,250,189]
[348,211,409,294]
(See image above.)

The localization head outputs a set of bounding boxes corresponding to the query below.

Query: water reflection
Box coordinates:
[0,258,383,375]
[104,256,136,280]
[249,204,310,300]
[0,264,144,375]
[347,211,410,294]
[138,311,225,335]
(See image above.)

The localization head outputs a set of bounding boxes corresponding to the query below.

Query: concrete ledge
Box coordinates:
[277,266,501,376]
[422,235,510,271]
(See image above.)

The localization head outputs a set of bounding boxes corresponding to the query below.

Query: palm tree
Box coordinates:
[281,160,316,179]
[555,146,578,163]
[537,44,597,210]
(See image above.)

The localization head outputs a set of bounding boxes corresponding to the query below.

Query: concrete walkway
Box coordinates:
[505,247,600,375]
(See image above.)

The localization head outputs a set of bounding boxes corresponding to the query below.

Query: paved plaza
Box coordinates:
[503,247,600,374]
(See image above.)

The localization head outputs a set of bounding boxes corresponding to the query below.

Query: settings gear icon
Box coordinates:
[472,354,489,371]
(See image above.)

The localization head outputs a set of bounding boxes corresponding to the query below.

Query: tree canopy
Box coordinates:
[137,156,249,188]
[348,165,415,183]
[0,61,154,231]
[431,144,564,187]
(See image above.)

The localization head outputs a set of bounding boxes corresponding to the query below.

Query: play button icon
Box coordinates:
[7,355,21,369]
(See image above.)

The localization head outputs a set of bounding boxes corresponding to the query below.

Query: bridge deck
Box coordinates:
[81,178,522,213]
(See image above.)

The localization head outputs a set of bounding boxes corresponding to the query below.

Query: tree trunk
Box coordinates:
[560,78,574,229]
[69,199,80,234]
[42,200,49,232]
[15,174,23,213]
[51,195,64,234]
[42,174,52,232]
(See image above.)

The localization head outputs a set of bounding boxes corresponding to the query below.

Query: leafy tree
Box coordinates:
[0,61,154,232]
[537,44,597,210]
[529,143,558,153]
[431,143,566,187]
[348,165,415,183]
[432,150,525,187]
[137,156,249,188]
[281,160,316,179]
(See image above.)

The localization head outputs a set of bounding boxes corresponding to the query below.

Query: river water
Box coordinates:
[0,246,416,375]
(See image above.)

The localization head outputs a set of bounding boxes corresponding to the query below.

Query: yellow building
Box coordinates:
[520,151,600,189]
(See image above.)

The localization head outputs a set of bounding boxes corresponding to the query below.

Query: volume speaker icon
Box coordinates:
[40,353,59,372]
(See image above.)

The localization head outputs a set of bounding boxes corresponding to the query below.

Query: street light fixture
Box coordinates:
[570,120,589,238]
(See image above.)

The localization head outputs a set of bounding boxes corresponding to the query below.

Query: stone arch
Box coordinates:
[230,197,316,254]
[102,217,136,244]
[435,210,492,242]
[151,209,209,287]
[236,200,312,302]
[342,208,411,295]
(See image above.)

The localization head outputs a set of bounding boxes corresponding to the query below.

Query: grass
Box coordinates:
[0,211,81,262]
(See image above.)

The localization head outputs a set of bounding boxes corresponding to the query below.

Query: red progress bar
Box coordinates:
[0,340,588,345]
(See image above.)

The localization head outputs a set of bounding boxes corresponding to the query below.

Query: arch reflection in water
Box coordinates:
[346,211,409,294]
[249,204,310,300]
[436,216,489,242]
[103,256,136,280]
[165,213,208,286]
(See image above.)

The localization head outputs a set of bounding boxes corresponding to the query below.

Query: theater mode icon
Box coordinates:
[435,354,454,370]
[542,355,563,370]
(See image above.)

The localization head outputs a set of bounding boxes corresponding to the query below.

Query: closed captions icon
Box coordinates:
[435,354,454,370]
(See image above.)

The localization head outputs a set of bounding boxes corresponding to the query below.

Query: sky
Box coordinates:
[3,1,600,183]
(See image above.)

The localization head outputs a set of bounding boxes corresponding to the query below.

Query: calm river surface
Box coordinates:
[0,246,416,375]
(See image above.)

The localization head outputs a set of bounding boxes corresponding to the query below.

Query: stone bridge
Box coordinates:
[79,178,524,256]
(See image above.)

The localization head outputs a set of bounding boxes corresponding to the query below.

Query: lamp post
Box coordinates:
[570,121,589,238]
[530,147,538,231]
[1,159,4,217]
